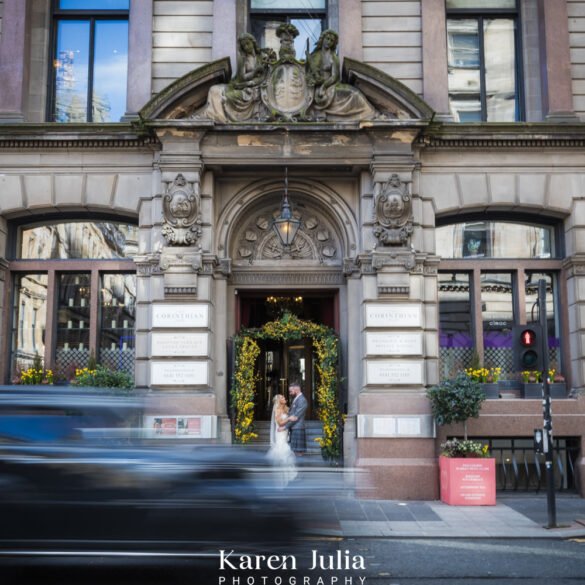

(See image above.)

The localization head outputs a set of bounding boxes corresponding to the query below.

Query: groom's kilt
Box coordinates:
[289,427,306,453]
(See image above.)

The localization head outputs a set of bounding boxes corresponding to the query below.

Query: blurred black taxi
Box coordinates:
[0,387,300,564]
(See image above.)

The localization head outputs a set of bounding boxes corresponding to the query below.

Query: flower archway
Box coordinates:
[231,312,342,461]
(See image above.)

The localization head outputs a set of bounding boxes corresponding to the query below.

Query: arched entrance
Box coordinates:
[237,290,339,420]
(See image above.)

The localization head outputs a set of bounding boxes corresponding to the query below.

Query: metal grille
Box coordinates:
[55,348,90,380]
[473,437,581,493]
[99,348,135,377]
[439,347,474,379]
[483,347,513,372]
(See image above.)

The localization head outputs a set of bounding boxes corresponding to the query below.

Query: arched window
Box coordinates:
[7,220,137,384]
[436,219,564,381]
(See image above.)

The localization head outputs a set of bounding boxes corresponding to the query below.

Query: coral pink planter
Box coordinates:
[439,456,496,506]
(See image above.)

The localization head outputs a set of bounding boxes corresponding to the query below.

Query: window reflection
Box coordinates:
[439,272,473,379]
[12,275,48,379]
[250,0,326,55]
[54,21,90,123]
[447,6,519,122]
[56,274,91,377]
[447,0,516,8]
[481,273,514,372]
[437,221,553,259]
[93,20,129,122]
[59,0,129,8]
[19,222,138,260]
[52,4,128,122]
[99,274,136,376]
[484,19,517,122]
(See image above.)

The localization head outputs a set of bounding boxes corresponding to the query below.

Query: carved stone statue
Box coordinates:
[305,29,376,121]
[373,174,413,246]
[197,25,379,123]
[202,33,269,123]
[162,174,202,246]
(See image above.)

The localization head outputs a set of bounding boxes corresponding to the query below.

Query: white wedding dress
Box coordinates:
[267,410,298,487]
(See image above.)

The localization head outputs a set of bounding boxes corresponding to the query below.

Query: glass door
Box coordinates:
[257,340,313,420]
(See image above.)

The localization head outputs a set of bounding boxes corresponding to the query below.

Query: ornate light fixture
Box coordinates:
[272,168,300,248]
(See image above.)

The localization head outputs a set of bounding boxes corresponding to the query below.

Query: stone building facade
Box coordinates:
[0,0,584,499]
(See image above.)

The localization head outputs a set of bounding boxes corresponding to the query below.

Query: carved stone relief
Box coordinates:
[194,25,381,123]
[373,174,413,247]
[162,174,202,247]
[232,200,341,265]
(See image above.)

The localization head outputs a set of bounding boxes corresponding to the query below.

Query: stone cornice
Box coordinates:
[419,122,585,149]
[0,123,160,149]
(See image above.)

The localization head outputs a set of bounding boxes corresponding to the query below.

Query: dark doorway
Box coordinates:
[237,291,338,420]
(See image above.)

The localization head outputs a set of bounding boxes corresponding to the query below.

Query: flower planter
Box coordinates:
[522,383,567,398]
[522,383,542,398]
[549,382,567,398]
[439,455,496,506]
[479,383,500,399]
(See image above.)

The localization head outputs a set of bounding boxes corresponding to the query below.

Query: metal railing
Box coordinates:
[476,437,580,493]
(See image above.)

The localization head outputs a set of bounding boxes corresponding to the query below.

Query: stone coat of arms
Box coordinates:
[197,25,377,123]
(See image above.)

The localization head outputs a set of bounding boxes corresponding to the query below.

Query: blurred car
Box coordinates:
[0,388,301,567]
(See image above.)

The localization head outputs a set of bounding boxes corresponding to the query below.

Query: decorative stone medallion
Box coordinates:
[373,174,413,247]
[162,174,202,246]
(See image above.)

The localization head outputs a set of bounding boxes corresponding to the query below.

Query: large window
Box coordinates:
[250,0,327,57]
[50,0,129,122]
[437,220,563,381]
[9,221,137,383]
[446,0,521,122]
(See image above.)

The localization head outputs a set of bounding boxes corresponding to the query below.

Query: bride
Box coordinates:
[267,394,298,487]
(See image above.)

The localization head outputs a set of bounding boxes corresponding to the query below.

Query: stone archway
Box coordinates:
[216,176,359,278]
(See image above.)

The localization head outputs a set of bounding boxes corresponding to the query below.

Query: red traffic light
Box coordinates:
[520,329,537,346]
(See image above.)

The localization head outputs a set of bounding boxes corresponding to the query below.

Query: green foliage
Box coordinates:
[426,372,486,440]
[232,312,342,461]
[71,365,134,391]
[441,438,490,458]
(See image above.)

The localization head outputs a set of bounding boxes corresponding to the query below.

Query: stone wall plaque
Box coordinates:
[365,360,423,385]
[357,414,434,438]
[151,332,209,357]
[366,332,422,356]
[365,303,422,328]
[151,361,208,386]
[152,304,209,328]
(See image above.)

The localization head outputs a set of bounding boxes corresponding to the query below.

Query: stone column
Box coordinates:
[124,0,153,118]
[0,0,30,122]
[353,157,439,500]
[421,0,452,120]
[539,0,578,122]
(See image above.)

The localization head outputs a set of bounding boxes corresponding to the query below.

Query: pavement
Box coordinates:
[306,494,585,540]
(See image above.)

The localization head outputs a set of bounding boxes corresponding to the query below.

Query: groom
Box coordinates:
[279,382,308,455]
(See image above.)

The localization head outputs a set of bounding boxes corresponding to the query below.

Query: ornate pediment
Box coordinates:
[139,27,434,124]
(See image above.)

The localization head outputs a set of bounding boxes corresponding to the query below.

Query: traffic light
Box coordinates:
[512,324,544,372]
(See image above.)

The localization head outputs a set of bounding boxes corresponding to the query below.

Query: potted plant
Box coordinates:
[521,370,542,398]
[465,366,502,398]
[427,372,495,506]
[547,369,567,399]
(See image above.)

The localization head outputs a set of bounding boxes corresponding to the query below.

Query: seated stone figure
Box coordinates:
[305,29,376,121]
[200,33,268,123]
